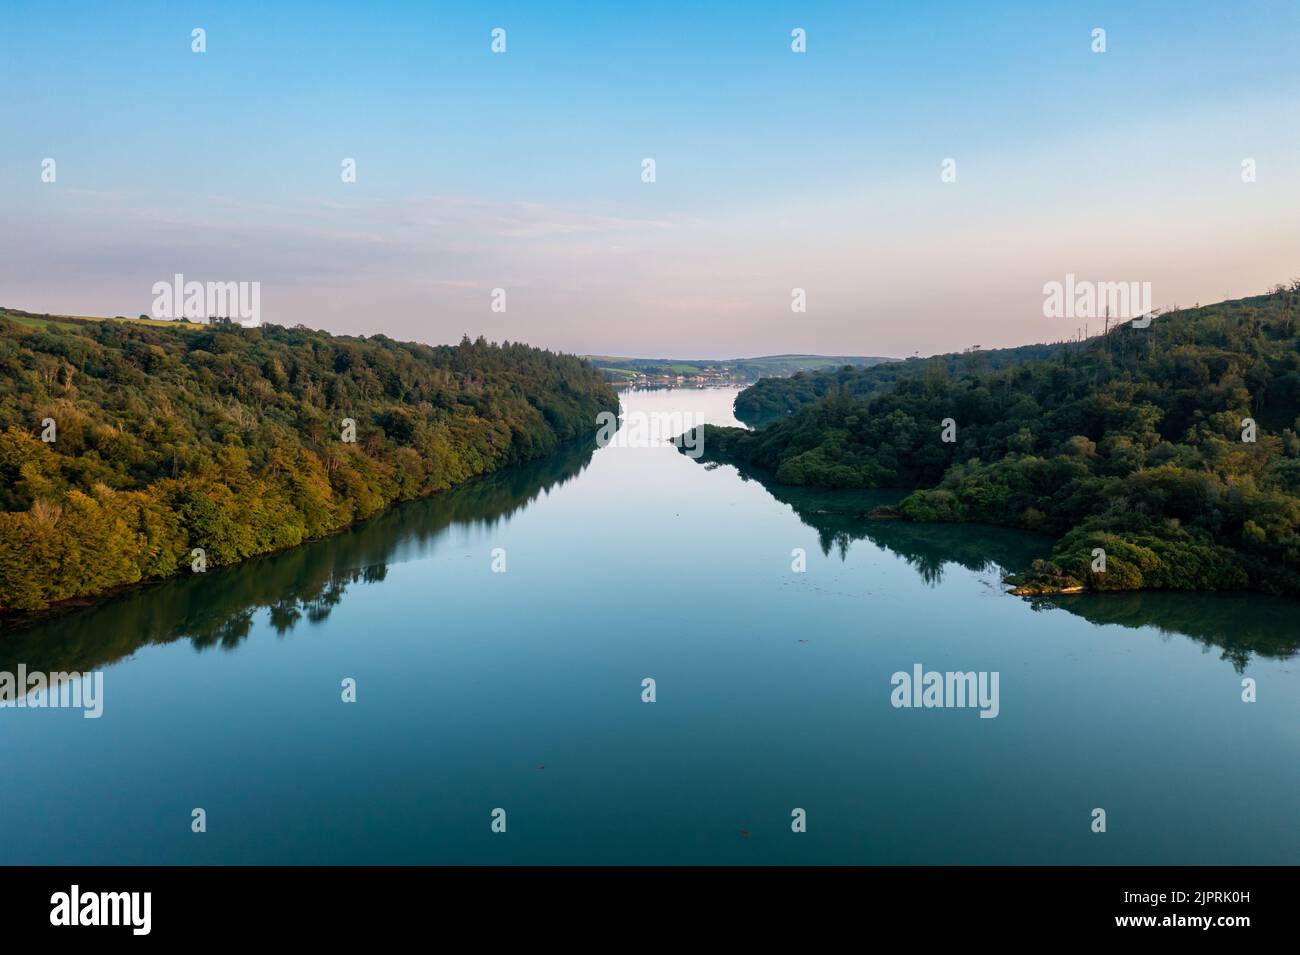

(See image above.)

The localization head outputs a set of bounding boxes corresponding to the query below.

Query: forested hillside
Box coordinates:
[733,341,1071,426]
[696,284,1300,595]
[0,316,617,613]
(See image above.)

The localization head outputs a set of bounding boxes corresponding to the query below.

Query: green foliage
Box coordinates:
[733,342,1070,425]
[701,285,1300,594]
[1017,516,1249,593]
[0,318,617,612]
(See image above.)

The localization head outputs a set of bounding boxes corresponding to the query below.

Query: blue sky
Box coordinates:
[3,0,1298,356]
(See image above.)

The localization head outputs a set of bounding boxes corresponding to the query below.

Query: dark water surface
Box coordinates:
[2,387,1297,864]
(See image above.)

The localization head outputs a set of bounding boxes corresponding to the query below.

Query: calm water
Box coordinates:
[2,387,1298,865]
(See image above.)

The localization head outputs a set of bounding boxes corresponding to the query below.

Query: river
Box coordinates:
[1,386,1297,864]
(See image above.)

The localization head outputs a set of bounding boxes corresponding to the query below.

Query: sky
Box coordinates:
[2,0,1299,359]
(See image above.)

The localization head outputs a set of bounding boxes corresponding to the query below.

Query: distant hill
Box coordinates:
[585,353,893,384]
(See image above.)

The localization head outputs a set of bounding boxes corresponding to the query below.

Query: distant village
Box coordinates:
[588,354,891,387]
[619,366,750,387]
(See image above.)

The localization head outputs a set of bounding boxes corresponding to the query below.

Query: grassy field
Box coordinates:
[596,366,641,380]
[0,308,206,330]
[0,313,76,331]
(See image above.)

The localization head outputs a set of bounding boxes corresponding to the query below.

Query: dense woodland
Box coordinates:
[733,341,1071,425]
[699,284,1300,595]
[0,316,617,613]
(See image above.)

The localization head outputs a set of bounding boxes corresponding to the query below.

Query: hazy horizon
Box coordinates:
[4,0,1298,359]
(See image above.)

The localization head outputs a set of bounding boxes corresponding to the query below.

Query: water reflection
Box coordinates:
[1026,591,1300,671]
[0,437,599,675]
[706,460,1300,669]
[9,423,1297,682]
[714,461,1050,583]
